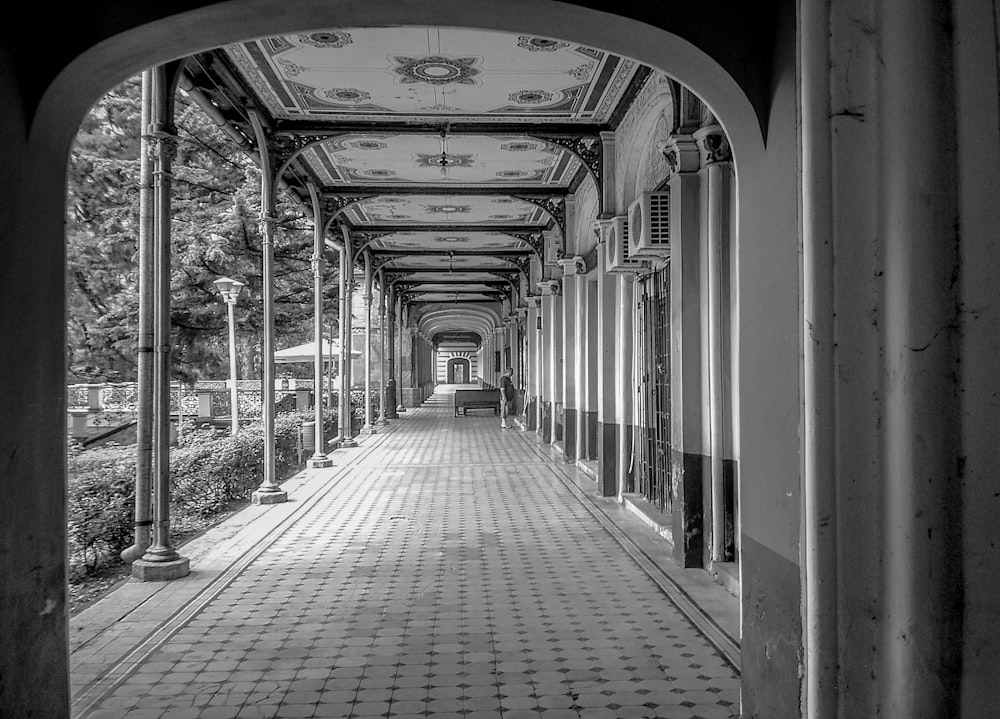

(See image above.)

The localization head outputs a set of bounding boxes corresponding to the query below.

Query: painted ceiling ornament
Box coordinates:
[299,30,353,49]
[496,170,528,178]
[509,89,554,105]
[517,36,570,52]
[424,204,472,214]
[500,141,537,152]
[392,55,482,86]
[276,58,307,78]
[565,62,595,82]
[323,88,371,104]
[435,236,470,243]
[351,139,388,151]
[414,152,475,170]
[361,169,397,178]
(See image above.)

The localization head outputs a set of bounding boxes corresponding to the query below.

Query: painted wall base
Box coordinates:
[597,421,618,497]
[525,395,538,430]
[564,407,577,459]
[671,449,706,568]
[583,411,598,460]
[740,534,801,719]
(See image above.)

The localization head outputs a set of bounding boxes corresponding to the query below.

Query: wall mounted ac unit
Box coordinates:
[604,216,645,274]
[627,190,671,260]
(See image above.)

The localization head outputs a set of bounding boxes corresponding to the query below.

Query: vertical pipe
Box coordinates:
[122,69,154,564]
[706,157,726,563]
[800,0,839,713]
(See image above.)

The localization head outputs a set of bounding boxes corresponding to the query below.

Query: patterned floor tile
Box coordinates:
[74,389,739,719]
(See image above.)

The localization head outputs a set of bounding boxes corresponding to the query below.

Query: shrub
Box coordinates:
[67,409,337,578]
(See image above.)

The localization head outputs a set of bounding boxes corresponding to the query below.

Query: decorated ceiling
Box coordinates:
[185,26,655,341]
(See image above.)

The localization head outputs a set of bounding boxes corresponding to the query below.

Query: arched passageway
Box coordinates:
[7,1,1000,718]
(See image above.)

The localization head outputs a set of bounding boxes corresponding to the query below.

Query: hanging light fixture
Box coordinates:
[434,128,454,178]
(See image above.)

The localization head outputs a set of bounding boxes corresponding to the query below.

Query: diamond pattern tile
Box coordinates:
[74,391,739,719]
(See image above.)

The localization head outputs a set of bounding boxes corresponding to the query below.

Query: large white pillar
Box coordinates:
[558,257,584,458]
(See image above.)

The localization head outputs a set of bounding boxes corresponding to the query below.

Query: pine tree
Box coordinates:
[66,76,339,384]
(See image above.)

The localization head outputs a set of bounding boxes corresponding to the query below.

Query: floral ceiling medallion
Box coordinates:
[323,88,371,104]
[414,152,475,170]
[517,36,570,52]
[500,141,538,152]
[393,55,482,86]
[300,31,353,49]
[425,204,472,214]
[509,89,554,105]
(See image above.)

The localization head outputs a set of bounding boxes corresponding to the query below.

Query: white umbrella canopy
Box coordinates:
[274,339,361,364]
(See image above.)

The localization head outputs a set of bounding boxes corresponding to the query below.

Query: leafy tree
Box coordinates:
[66,76,340,384]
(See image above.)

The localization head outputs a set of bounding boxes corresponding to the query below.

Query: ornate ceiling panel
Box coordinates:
[303,134,580,187]
[225,27,639,124]
[362,231,527,252]
[344,195,547,226]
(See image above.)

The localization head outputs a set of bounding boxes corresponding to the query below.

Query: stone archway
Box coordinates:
[9,3,806,717]
[446,357,471,384]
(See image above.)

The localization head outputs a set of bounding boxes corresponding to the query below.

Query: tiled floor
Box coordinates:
[72,387,740,719]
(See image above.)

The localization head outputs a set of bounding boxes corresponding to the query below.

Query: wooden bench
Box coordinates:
[454,389,501,416]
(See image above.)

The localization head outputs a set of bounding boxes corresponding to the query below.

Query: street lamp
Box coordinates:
[213,276,245,436]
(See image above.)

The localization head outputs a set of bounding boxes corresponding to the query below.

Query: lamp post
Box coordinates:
[213,276,244,436]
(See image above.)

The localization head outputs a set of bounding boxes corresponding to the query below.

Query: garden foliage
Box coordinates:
[67,409,337,580]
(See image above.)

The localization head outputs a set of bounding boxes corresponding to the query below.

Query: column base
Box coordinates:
[132,555,190,582]
[340,438,359,448]
[360,425,377,436]
[252,488,288,505]
[307,455,333,468]
[396,406,407,413]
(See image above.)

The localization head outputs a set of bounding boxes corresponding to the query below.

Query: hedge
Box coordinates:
[67,409,337,580]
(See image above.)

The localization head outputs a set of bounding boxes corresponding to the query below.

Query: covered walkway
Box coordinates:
[71,387,739,719]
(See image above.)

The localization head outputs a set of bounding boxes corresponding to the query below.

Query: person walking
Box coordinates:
[499,367,515,429]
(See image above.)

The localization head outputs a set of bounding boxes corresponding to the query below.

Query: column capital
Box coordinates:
[658,135,701,176]
[526,295,542,309]
[557,256,587,277]
[537,280,561,297]
[693,124,732,165]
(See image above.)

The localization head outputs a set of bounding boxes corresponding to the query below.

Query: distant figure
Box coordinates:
[499,368,515,429]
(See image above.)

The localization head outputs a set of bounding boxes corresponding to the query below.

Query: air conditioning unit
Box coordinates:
[604,216,645,274]
[627,190,671,260]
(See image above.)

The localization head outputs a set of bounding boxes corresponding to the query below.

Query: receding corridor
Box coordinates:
[71,387,739,719]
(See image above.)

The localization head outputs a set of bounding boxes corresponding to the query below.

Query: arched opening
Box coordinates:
[446,357,472,384]
[8,2,808,717]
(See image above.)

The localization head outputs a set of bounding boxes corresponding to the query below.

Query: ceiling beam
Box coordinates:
[272,119,609,137]
[320,184,567,197]
[350,224,542,234]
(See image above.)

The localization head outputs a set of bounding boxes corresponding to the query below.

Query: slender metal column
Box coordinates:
[385,283,398,419]
[396,295,407,413]
[122,69,154,564]
[307,184,331,468]
[133,64,189,580]
[339,227,358,448]
[361,251,376,435]
[248,111,286,504]
[377,272,388,425]
[225,296,239,436]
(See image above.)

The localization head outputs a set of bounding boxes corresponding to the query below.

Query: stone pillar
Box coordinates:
[616,274,635,497]
[306,183,331,467]
[666,134,705,568]
[539,280,562,445]
[696,124,734,564]
[559,257,584,459]
[525,296,541,430]
[595,222,620,496]
[584,276,599,460]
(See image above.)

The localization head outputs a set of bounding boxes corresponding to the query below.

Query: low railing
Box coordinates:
[67,381,381,441]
